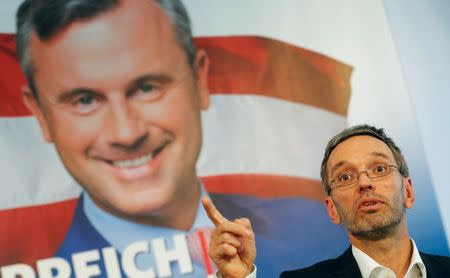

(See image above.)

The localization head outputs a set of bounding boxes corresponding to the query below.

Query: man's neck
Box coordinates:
[350,222,412,278]
[149,180,201,230]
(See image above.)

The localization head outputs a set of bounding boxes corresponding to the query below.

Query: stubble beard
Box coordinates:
[334,185,405,241]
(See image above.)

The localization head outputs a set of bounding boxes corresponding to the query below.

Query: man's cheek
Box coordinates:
[157,110,194,133]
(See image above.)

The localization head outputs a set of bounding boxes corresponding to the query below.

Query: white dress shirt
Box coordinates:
[352,239,426,278]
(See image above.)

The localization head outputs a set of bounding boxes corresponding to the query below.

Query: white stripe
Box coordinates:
[0,117,80,210]
[0,96,344,210]
[198,95,347,179]
[0,1,20,33]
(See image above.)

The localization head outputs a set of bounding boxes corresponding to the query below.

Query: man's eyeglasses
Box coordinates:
[329,163,399,191]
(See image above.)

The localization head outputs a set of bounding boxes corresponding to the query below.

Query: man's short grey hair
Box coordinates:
[320,124,409,195]
[15,0,195,99]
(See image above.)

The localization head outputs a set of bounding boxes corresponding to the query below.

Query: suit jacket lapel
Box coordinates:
[334,247,363,278]
[55,195,112,258]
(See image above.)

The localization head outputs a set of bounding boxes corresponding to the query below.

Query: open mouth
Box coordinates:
[361,201,379,206]
[358,198,384,211]
[111,143,166,168]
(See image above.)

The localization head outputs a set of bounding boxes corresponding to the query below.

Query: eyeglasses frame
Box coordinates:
[329,164,399,191]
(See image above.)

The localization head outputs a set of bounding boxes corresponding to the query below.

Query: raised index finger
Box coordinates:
[201,196,228,226]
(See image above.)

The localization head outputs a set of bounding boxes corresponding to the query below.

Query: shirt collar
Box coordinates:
[408,239,426,277]
[352,244,382,278]
[83,182,214,253]
[352,239,426,278]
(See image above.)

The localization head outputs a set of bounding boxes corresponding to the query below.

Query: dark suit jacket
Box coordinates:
[280,247,450,277]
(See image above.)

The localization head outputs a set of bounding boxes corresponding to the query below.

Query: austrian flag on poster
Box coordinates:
[0,30,351,276]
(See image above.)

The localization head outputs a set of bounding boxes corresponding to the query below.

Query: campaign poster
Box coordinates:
[0,1,448,277]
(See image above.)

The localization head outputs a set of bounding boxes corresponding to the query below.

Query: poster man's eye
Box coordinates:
[77,95,94,105]
[139,83,155,93]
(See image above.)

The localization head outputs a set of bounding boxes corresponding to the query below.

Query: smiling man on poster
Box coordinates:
[9,0,215,276]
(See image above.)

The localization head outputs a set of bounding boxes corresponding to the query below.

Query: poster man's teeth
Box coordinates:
[113,152,154,168]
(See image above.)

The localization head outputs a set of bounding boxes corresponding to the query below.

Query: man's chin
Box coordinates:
[349,218,402,241]
[90,190,170,219]
[107,204,171,226]
[119,194,172,215]
[350,226,392,241]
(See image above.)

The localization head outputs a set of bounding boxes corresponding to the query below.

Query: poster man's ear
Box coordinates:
[194,49,210,110]
[22,86,53,143]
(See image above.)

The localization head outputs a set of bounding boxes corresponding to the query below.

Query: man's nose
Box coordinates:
[106,98,147,149]
[357,171,375,192]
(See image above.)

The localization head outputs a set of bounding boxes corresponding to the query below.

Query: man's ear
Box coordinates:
[325,196,341,225]
[22,86,53,143]
[194,49,210,110]
[403,177,415,209]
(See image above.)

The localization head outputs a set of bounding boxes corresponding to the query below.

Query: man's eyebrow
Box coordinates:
[56,88,101,103]
[330,160,348,177]
[126,74,173,92]
[56,74,173,102]
[370,152,390,160]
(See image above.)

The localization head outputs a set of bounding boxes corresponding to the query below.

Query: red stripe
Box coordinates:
[202,174,326,202]
[0,34,30,117]
[197,229,214,275]
[195,36,352,115]
[0,34,351,117]
[0,198,77,267]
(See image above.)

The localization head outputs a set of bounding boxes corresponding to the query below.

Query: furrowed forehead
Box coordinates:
[327,136,395,175]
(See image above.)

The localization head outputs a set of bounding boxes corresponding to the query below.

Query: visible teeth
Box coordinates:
[113,152,153,168]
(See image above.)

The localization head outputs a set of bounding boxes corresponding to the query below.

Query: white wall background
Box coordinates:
[383,0,450,247]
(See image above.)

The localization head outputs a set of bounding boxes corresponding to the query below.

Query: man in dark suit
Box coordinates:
[205,124,450,277]
[279,246,450,277]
